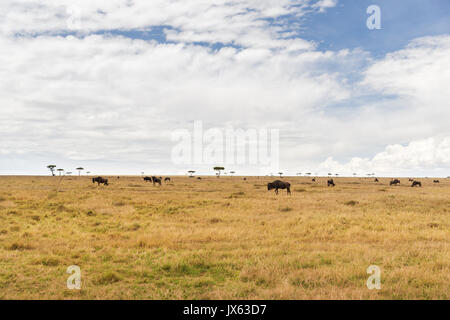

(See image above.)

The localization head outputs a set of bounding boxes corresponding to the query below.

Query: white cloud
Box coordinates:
[0,2,449,176]
[319,136,450,177]
[363,35,450,106]
[1,0,318,51]
[0,32,354,174]
[312,0,338,13]
[298,35,450,177]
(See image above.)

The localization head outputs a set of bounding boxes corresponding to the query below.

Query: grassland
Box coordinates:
[0,175,448,299]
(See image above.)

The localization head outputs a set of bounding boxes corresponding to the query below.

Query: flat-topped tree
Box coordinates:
[214,167,224,178]
[76,167,84,176]
[57,169,64,176]
[47,165,56,176]
[278,172,283,178]
[188,170,195,177]
[230,171,235,177]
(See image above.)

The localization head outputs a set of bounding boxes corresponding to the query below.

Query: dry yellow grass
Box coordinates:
[0,175,448,299]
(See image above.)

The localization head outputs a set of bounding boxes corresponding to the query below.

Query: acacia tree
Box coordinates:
[188,170,195,177]
[214,166,224,178]
[47,165,57,176]
[76,167,84,176]
[278,172,283,178]
[57,168,64,176]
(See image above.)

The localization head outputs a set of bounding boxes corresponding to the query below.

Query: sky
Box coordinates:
[0,0,450,177]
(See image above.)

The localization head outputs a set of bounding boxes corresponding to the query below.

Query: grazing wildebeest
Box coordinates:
[197,177,202,180]
[390,179,401,186]
[164,177,171,182]
[243,178,247,181]
[433,180,440,183]
[151,176,162,185]
[327,179,335,187]
[92,176,108,186]
[312,178,316,182]
[267,180,291,195]
[374,178,379,182]
[143,176,152,183]
[411,181,422,187]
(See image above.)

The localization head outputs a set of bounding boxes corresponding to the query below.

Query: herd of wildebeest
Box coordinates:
[88,175,444,195]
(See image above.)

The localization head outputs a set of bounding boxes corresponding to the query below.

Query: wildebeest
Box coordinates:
[267,180,291,195]
[433,180,440,183]
[374,178,379,182]
[312,178,316,182]
[164,177,171,182]
[327,179,335,187]
[409,178,414,182]
[390,179,401,186]
[92,176,108,186]
[243,178,247,181]
[152,176,162,185]
[143,176,152,183]
[411,181,422,187]
[197,177,202,180]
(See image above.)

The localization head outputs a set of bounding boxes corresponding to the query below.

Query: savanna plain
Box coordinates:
[0,175,448,299]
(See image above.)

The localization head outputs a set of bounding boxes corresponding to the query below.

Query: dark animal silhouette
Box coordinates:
[243,178,247,181]
[390,179,401,186]
[152,176,162,185]
[92,176,108,186]
[433,180,440,183]
[267,180,291,195]
[164,177,171,182]
[409,178,414,182]
[197,177,202,180]
[312,178,316,182]
[327,179,335,187]
[411,181,422,187]
[374,178,379,182]
[143,176,152,183]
